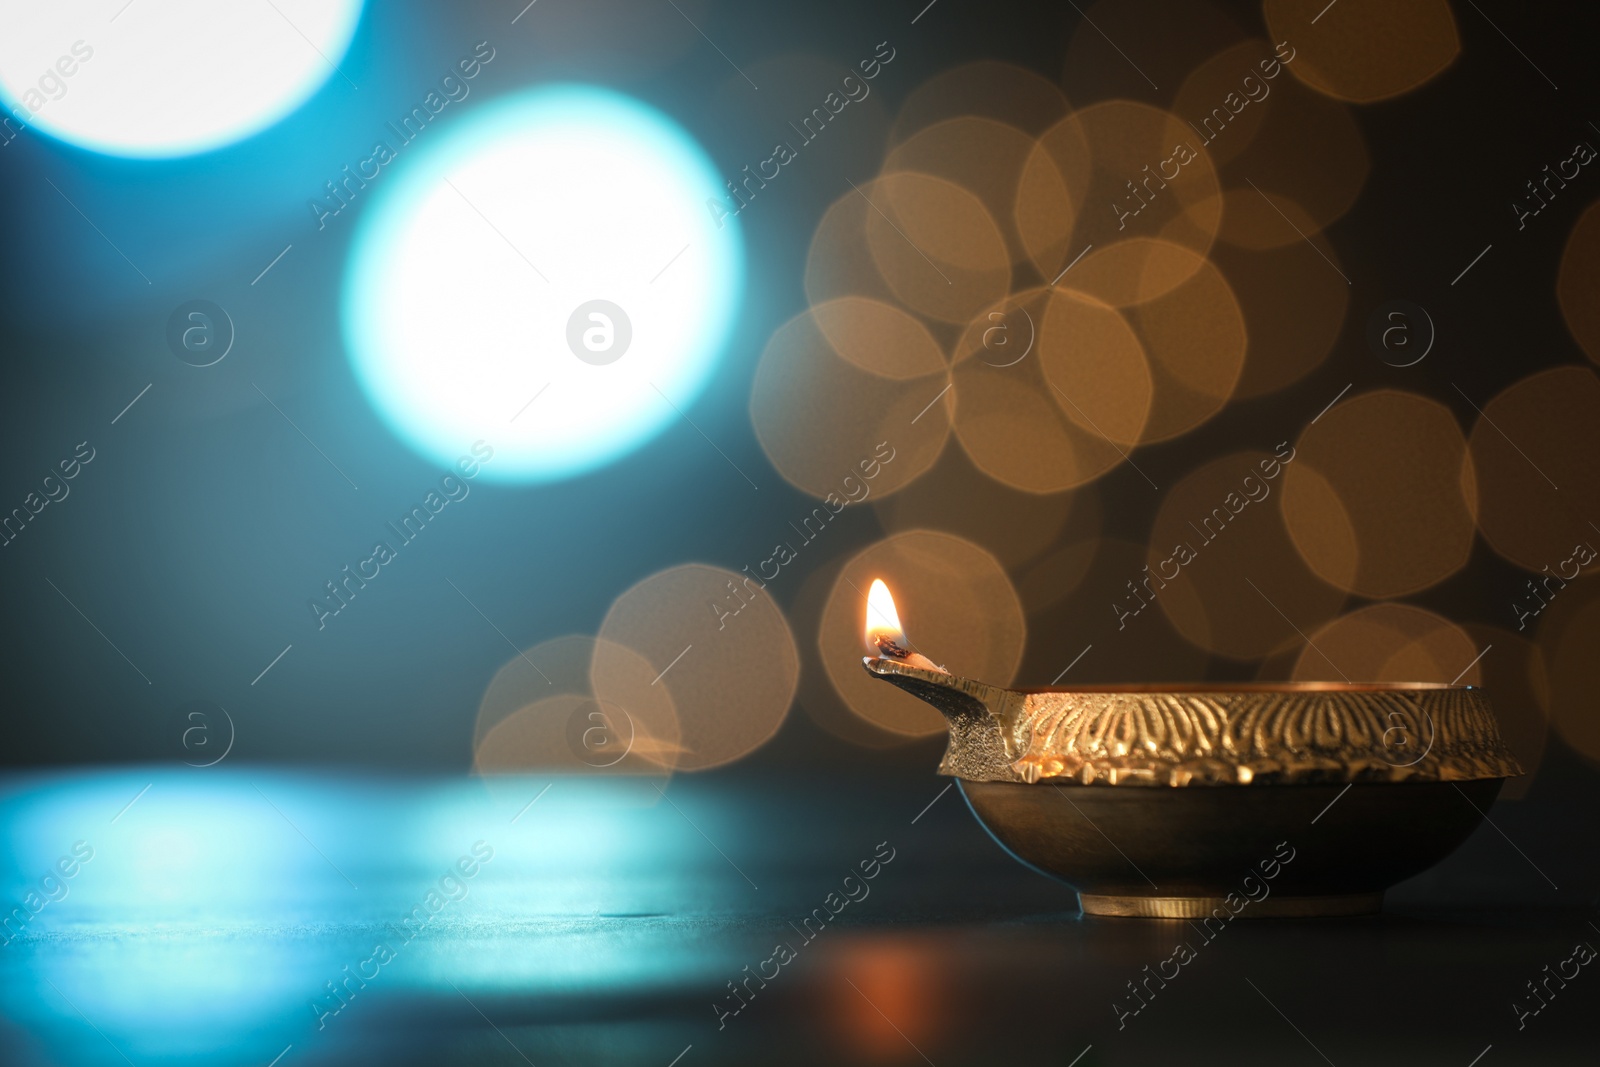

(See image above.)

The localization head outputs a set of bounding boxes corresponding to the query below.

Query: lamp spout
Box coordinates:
[862,657,1026,778]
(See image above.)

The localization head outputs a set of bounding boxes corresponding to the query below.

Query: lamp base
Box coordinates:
[958,777,1503,919]
[1078,892,1384,919]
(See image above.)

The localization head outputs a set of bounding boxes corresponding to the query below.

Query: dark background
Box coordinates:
[2,5,1600,1066]
[0,0,1595,889]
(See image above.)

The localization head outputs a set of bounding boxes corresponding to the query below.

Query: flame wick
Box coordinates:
[862,578,948,673]
[873,634,912,659]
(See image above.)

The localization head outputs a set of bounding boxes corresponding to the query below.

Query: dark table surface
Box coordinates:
[0,766,1593,1066]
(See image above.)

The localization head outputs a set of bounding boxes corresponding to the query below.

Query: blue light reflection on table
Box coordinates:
[1,767,1593,1067]
[0,769,792,1066]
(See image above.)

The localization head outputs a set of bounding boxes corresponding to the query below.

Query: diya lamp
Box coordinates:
[861,580,1523,918]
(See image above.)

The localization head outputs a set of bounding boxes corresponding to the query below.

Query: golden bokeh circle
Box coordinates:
[812,296,947,382]
[949,288,1147,493]
[1114,246,1247,443]
[865,172,1012,324]
[1148,449,1345,659]
[891,59,1070,139]
[1050,239,1246,443]
[1558,200,1600,366]
[872,446,1076,570]
[1017,102,1222,284]
[750,306,950,501]
[1211,219,1348,399]
[1013,114,1088,284]
[1282,390,1477,598]
[1215,186,1332,253]
[820,531,1026,737]
[476,693,673,778]
[1290,603,1479,684]
[1067,237,1212,308]
[1172,39,1281,167]
[595,564,799,771]
[1466,366,1600,574]
[1263,0,1460,104]
[473,634,680,775]
[807,184,902,307]
[884,116,1040,267]
[1038,287,1154,446]
[1213,58,1369,241]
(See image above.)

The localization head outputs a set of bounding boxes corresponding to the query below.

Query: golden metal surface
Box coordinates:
[960,776,1500,918]
[863,658,1522,786]
[862,660,1521,917]
[1077,893,1383,918]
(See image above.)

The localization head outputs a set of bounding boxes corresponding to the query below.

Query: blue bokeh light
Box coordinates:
[0,1,364,158]
[341,84,745,483]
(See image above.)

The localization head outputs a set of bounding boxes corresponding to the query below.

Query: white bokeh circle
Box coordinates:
[342,84,745,482]
[0,0,363,157]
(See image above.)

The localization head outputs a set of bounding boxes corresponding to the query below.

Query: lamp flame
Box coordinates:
[862,579,947,672]
[865,579,905,653]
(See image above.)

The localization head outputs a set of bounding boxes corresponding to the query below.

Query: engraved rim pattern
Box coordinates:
[864,659,1523,787]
